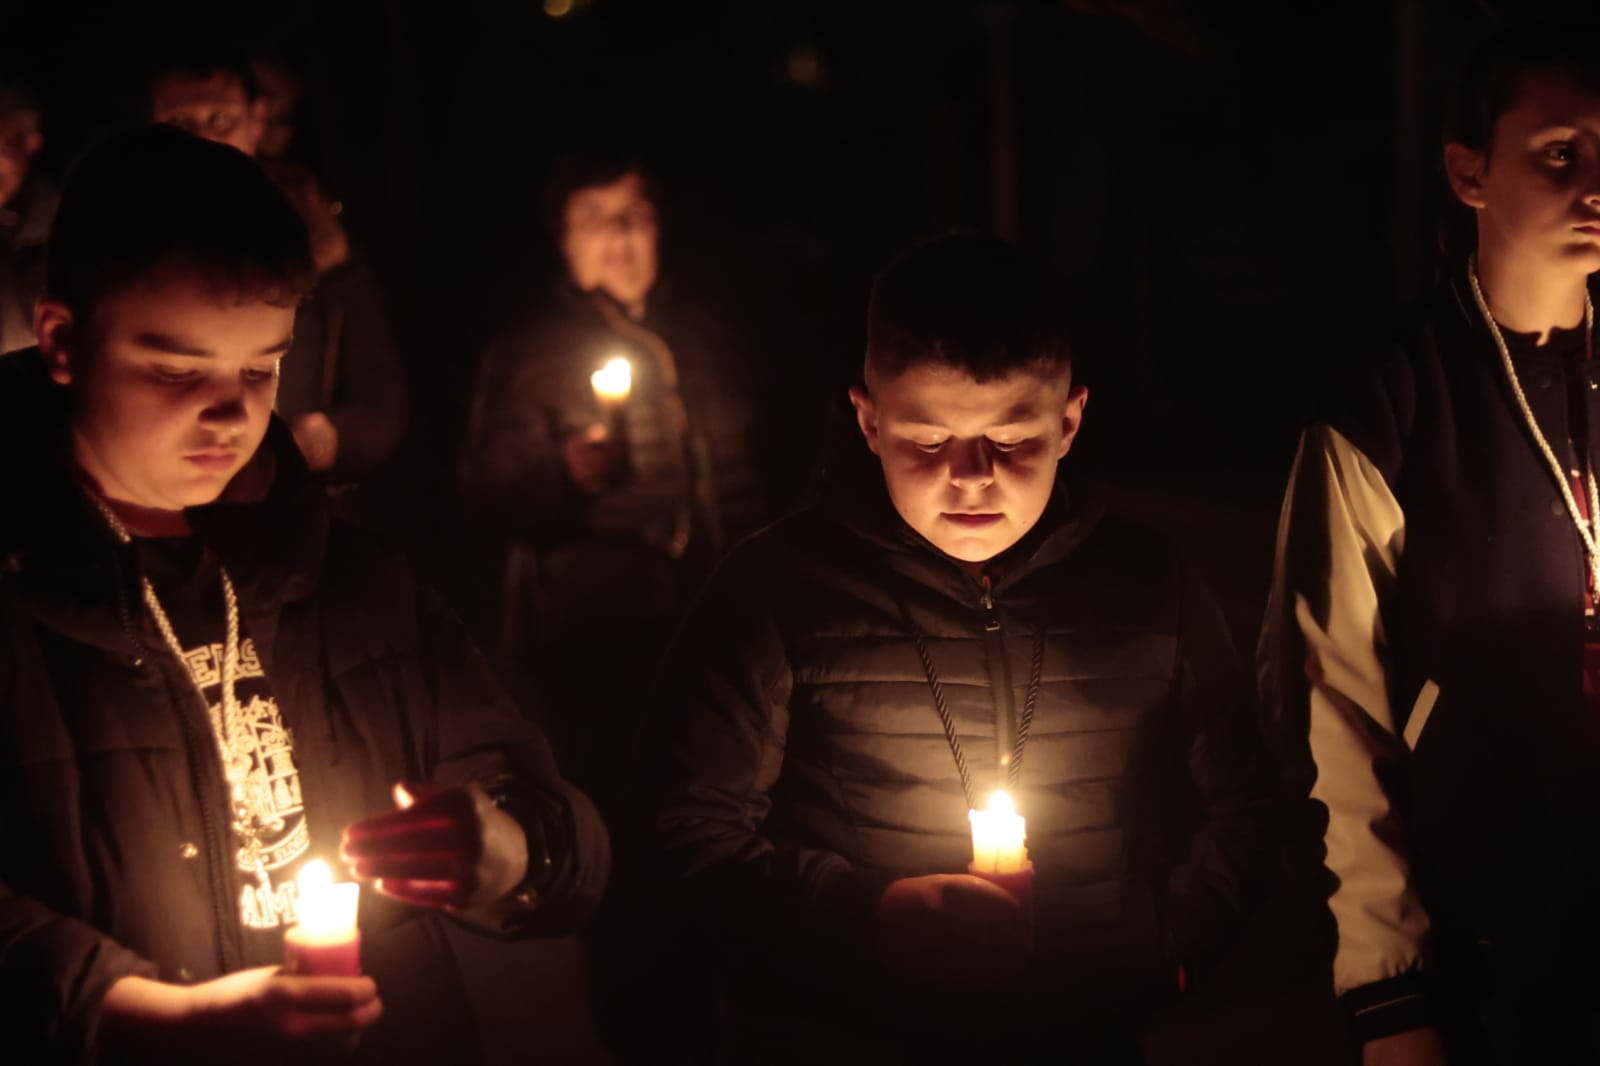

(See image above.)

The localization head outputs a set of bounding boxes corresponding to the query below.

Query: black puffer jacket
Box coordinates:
[0,350,610,1064]
[637,440,1278,1057]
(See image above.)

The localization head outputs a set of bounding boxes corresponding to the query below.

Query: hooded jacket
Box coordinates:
[637,434,1278,1057]
[0,349,610,1064]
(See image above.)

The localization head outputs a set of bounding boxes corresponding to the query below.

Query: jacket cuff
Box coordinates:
[1342,972,1429,1043]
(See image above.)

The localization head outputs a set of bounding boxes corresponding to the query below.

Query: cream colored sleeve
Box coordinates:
[1265,424,1430,995]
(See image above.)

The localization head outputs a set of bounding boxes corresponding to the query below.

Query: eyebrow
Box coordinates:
[132,331,294,358]
[896,402,1045,429]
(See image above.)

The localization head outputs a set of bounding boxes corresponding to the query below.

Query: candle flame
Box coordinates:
[298,858,333,893]
[987,790,1015,816]
[591,357,633,402]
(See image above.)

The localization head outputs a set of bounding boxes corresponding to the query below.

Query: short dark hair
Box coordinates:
[147,41,261,106]
[1445,21,1600,152]
[544,146,660,240]
[865,234,1071,386]
[1438,21,1600,261]
[45,125,314,328]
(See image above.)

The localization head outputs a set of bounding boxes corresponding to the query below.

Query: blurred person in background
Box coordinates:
[0,75,56,354]
[149,43,407,483]
[458,147,767,807]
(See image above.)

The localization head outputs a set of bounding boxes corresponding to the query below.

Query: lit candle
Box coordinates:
[590,356,633,406]
[284,859,361,977]
[969,790,1029,875]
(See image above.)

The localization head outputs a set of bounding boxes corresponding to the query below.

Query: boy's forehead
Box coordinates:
[874,363,1066,424]
[1498,71,1600,137]
[567,173,651,214]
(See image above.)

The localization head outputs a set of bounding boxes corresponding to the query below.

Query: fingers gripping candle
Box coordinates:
[969,790,1034,911]
[284,859,362,976]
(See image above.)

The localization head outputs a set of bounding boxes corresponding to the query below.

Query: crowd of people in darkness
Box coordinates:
[1,19,1599,1066]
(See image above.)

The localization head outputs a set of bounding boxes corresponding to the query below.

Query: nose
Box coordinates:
[948,439,995,491]
[198,379,249,431]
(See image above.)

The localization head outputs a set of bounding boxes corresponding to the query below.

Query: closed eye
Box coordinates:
[152,366,200,384]
[244,365,280,384]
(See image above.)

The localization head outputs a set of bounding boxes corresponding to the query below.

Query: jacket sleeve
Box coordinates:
[0,879,157,1064]
[416,582,611,935]
[1160,565,1281,985]
[457,333,578,540]
[318,256,409,475]
[637,559,895,968]
[1260,423,1431,1042]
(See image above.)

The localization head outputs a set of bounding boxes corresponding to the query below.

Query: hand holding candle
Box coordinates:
[340,781,530,911]
[284,859,361,977]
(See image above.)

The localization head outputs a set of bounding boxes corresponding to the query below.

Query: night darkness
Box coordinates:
[2,1,1595,1062]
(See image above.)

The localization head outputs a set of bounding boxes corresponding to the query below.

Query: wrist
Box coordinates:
[100,975,196,1046]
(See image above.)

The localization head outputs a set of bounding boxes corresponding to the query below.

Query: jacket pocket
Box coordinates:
[1401,680,1439,752]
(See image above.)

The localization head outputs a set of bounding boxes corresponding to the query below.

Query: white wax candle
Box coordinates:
[591,357,633,405]
[292,859,360,946]
[969,790,1029,874]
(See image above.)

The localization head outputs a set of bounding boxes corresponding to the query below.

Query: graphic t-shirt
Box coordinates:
[139,536,311,964]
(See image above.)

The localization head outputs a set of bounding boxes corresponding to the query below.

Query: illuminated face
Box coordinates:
[1449,71,1600,277]
[850,363,1087,564]
[561,172,659,312]
[40,269,293,516]
[151,71,265,158]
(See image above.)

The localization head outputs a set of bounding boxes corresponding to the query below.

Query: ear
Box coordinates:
[1056,384,1089,458]
[20,130,41,161]
[34,299,76,386]
[848,385,881,455]
[1444,142,1489,210]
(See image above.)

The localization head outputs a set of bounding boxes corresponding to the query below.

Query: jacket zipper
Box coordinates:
[163,657,247,975]
[978,574,1018,781]
[111,547,244,975]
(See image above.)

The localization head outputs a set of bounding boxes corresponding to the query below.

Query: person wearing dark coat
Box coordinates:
[0,126,609,1065]
[630,235,1279,1064]
[149,46,408,482]
[458,150,763,803]
[1260,27,1600,1066]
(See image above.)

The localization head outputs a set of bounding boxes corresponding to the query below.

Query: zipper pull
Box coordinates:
[980,575,1000,632]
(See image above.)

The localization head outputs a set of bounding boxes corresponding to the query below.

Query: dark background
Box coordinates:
[3,1,1589,1061]
[0,0,1517,636]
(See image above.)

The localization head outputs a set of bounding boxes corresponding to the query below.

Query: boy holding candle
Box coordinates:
[1261,24,1600,1066]
[458,147,766,801]
[0,126,609,1063]
[635,234,1278,1062]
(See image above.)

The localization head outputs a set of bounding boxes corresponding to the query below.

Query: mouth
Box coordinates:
[185,450,238,473]
[1576,222,1600,236]
[942,512,1003,528]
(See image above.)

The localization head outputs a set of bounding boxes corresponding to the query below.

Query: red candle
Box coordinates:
[284,859,362,977]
